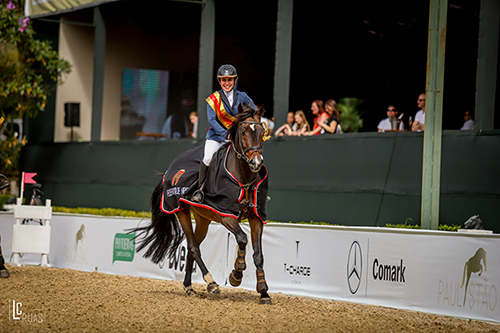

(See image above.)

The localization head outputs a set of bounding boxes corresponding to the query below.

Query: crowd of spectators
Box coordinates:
[270,93,474,138]
[185,94,475,140]
[273,99,342,138]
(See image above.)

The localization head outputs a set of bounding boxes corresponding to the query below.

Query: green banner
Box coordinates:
[27,0,115,18]
[112,232,135,264]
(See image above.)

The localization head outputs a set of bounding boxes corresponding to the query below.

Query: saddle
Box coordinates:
[161,142,268,222]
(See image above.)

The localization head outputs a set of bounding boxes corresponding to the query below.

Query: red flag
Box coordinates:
[24,172,37,184]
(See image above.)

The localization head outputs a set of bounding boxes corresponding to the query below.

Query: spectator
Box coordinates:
[412,93,426,131]
[306,100,329,135]
[189,111,198,138]
[460,110,474,130]
[292,110,310,136]
[377,105,404,132]
[317,99,341,134]
[274,111,297,137]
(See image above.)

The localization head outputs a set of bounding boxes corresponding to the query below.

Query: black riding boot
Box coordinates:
[0,242,9,278]
[191,163,209,203]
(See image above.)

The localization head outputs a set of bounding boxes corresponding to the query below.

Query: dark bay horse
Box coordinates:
[132,104,272,304]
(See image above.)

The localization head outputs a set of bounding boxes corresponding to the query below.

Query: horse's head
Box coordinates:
[228,103,269,172]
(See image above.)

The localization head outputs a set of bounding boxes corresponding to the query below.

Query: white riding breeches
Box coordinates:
[202,139,224,166]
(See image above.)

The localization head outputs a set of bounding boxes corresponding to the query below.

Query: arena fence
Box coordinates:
[1,212,498,323]
[20,131,500,232]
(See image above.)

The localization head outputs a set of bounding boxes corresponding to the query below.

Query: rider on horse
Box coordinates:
[191,64,257,203]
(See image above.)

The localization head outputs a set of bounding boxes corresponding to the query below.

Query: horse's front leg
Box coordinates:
[221,217,248,287]
[249,217,271,305]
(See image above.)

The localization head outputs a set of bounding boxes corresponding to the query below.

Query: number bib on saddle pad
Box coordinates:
[161,142,268,222]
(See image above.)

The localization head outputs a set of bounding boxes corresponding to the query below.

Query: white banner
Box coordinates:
[0,213,498,323]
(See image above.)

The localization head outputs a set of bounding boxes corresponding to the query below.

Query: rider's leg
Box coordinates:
[191,140,223,203]
[191,162,208,203]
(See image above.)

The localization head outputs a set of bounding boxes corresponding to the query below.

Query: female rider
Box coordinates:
[192,64,256,203]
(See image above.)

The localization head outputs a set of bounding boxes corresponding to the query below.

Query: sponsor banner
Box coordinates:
[0,213,498,323]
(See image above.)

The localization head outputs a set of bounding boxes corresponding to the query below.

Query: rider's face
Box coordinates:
[219,77,236,93]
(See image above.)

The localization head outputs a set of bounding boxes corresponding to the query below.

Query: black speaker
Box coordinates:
[64,102,80,127]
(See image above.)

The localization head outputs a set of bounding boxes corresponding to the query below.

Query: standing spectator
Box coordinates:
[292,110,310,136]
[274,111,297,137]
[377,105,404,132]
[460,110,474,130]
[412,93,426,131]
[306,100,329,135]
[317,99,341,134]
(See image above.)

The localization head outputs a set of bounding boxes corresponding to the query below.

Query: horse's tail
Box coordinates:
[130,179,185,264]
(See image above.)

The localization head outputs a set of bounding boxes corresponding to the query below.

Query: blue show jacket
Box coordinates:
[206,89,256,142]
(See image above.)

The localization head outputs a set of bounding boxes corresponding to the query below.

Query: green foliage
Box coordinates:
[437,224,462,232]
[0,0,72,177]
[20,205,462,232]
[338,97,364,133]
[0,193,15,209]
[52,206,152,218]
[385,223,461,232]
[385,223,421,229]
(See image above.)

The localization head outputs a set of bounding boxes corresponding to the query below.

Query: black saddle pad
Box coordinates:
[161,142,268,222]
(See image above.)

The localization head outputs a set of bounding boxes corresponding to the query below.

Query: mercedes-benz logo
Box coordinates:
[347,241,362,294]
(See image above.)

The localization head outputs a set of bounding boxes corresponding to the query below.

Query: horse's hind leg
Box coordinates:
[182,210,210,295]
[249,217,271,305]
[177,208,220,294]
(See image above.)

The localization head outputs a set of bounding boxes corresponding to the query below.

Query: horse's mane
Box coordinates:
[227,103,259,142]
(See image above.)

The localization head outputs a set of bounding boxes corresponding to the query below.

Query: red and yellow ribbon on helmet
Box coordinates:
[206,92,236,129]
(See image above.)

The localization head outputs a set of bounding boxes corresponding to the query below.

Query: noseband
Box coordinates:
[233,120,265,164]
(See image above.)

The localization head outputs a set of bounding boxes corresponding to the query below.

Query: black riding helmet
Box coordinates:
[217,64,238,78]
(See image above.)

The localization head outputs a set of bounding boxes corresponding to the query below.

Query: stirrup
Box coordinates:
[191,190,204,203]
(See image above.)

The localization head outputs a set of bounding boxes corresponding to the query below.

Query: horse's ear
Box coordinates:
[257,104,265,117]
[238,104,244,114]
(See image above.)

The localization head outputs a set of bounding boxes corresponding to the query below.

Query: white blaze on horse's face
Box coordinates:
[241,120,264,173]
[250,154,263,173]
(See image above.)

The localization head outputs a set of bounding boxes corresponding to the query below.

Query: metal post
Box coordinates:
[196,0,215,140]
[91,7,105,142]
[421,0,447,230]
[474,0,500,131]
[273,0,294,126]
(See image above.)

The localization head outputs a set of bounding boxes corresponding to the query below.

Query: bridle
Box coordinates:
[233,120,269,164]
[231,118,271,216]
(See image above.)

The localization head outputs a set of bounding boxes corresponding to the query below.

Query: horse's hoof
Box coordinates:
[229,270,242,287]
[0,269,9,278]
[184,287,197,296]
[259,297,272,305]
[207,281,220,294]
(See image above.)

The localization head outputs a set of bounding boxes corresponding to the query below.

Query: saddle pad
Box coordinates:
[161,142,268,222]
